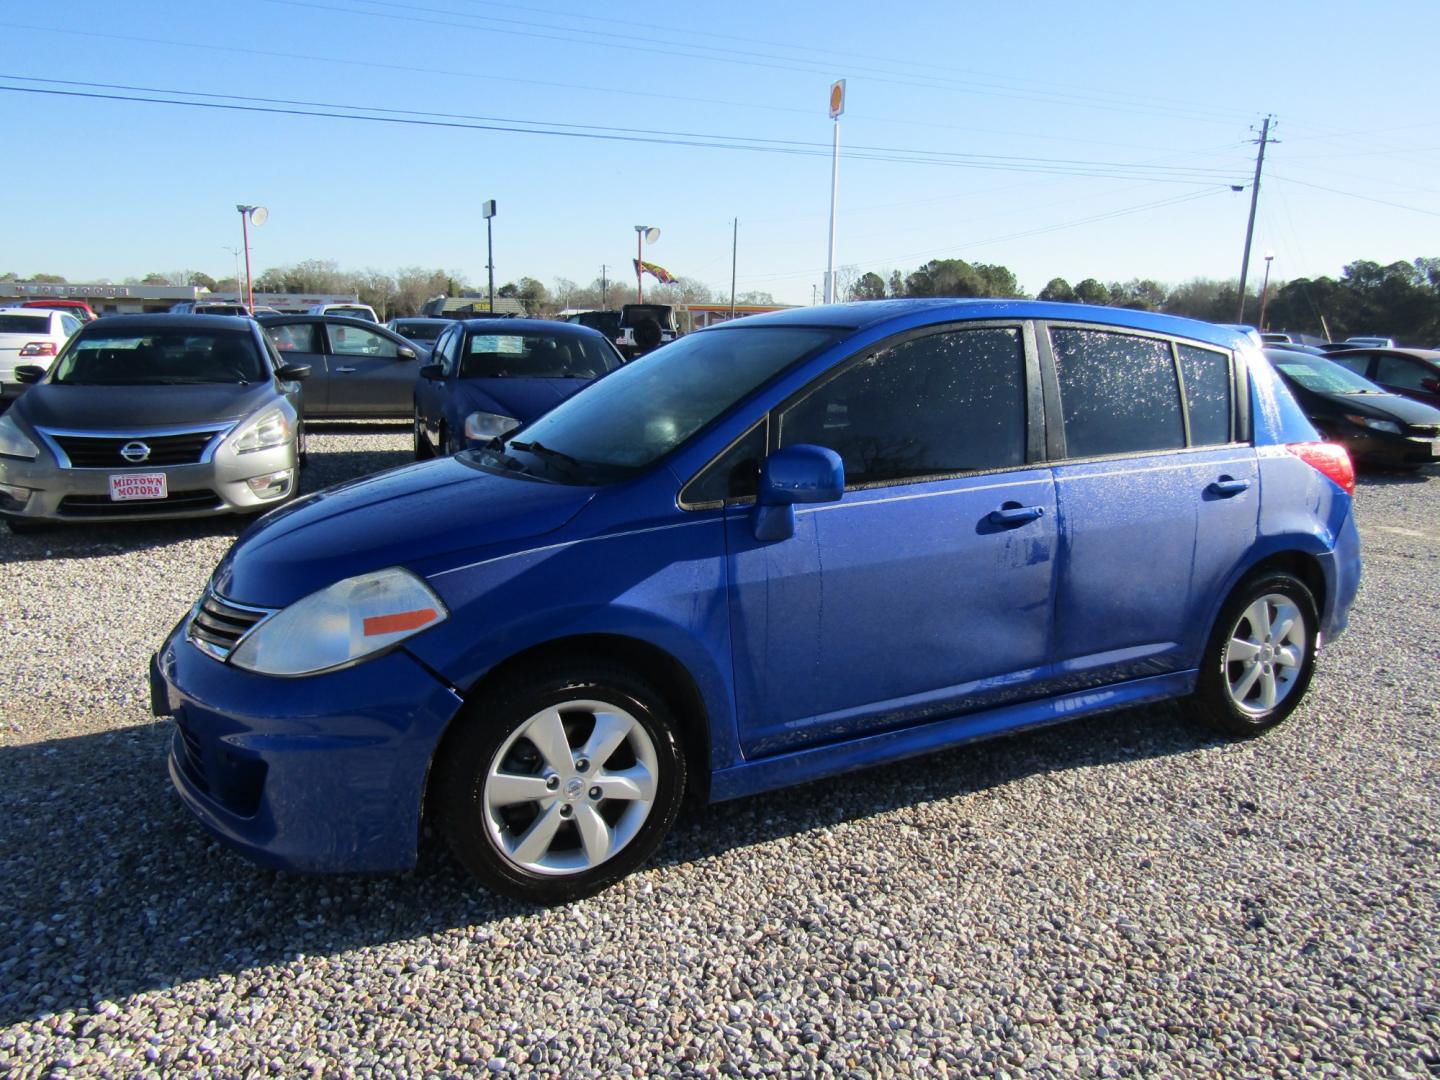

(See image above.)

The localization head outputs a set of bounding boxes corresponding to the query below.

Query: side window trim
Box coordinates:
[678,416,769,511]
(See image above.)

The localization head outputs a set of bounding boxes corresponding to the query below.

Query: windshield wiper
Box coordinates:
[508,440,587,478]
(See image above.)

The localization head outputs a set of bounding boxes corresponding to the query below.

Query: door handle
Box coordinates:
[988,504,1045,526]
[335,366,357,373]
[1208,477,1250,497]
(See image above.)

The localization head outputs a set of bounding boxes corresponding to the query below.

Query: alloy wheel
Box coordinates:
[1223,593,1308,714]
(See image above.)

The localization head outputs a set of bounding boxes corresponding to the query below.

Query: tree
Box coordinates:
[188,271,217,291]
[1109,278,1167,311]
[973,263,1023,298]
[350,269,398,320]
[736,289,776,305]
[647,276,714,307]
[1072,278,1111,306]
[29,273,66,284]
[849,272,887,301]
[1038,277,1075,302]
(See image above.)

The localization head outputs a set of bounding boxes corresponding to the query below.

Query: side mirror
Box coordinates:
[418,363,443,380]
[752,444,844,542]
[398,345,418,361]
[13,365,45,384]
[277,363,311,380]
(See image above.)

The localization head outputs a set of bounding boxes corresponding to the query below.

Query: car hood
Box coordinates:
[210,456,596,606]
[17,382,278,431]
[452,377,592,424]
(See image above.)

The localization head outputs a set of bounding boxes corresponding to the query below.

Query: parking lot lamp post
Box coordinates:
[482,199,497,313]
[1258,252,1275,331]
[236,205,267,313]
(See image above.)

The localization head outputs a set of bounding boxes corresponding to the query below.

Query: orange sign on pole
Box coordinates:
[829,79,846,120]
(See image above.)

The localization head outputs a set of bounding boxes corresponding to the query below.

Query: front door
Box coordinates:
[323,323,414,415]
[726,324,1058,758]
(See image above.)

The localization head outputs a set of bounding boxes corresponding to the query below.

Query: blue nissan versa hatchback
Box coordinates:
[152,300,1361,903]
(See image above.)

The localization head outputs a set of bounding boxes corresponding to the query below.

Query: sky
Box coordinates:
[5,1,1438,306]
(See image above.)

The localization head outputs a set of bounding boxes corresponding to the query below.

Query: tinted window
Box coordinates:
[1267,352,1380,394]
[1375,355,1434,391]
[461,333,619,379]
[267,323,319,353]
[1328,353,1371,376]
[328,325,398,358]
[780,328,1025,486]
[0,314,52,334]
[1177,344,1232,445]
[1052,329,1183,456]
[434,326,461,376]
[52,330,266,385]
[684,422,767,505]
[395,320,444,342]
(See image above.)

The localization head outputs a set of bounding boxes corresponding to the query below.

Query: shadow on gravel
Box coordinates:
[0,700,1221,1026]
[1354,464,1438,488]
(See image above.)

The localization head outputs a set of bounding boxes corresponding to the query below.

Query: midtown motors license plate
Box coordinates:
[109,473,168,501]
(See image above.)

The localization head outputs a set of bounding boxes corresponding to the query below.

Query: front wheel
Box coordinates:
[1188,572,1319,736]
[413,414,433,460]
[433,664,686,904]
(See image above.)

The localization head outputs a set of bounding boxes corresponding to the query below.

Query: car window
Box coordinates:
[267,323,319,352]
[60,314,82,336]
[1328,353,1371,376]
[1052,328,1183,457]
[779,327,1026,487]
[328,325,399,358]
[1177,344,1233,446]
[460,333,620,380]
[432,326,457,376]
[1374,355,1433,391]
[0,313,52,334]
[1269,352,1381,394]
[683,421,768,505]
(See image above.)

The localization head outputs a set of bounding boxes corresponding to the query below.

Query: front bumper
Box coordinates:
[152,622,464,873]
[0,442,296,524]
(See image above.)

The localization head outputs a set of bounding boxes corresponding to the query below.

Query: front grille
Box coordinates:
[47,429,226,469]
[57,490,222,517]
[1405,423,1440,438]
[174,722,209,794]
[187,590,274,660]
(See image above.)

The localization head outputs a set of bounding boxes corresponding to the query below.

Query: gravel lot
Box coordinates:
[1,423,1437,1077]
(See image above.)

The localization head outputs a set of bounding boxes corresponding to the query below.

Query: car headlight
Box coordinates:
[1344,414,1401,435]
[231,408,291,454]
[230,567,448,676]
[463,411,522,441]
[0,413,39,460]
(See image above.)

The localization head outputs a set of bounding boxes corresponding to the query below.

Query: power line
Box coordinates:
[0,76,1249,183]
[1268,174,1440,219]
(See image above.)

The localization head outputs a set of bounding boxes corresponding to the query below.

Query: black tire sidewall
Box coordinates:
[435,666,686,904]
[1194,572,1320,736]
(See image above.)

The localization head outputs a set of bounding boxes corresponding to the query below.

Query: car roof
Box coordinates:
[393,316,450,324]
[1329,346,1439,361]
[82,313,257,331]
[453,318,611,340]
[702,298,1253,349]
[258,313,393,329]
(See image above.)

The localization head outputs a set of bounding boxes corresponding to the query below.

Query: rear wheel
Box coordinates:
[434,663,686,904]
[413,414,433,460]
[1188,572,1319,736]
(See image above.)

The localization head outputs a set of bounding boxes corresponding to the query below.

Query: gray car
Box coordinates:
[0,315,309,532]
[258,314,423,418]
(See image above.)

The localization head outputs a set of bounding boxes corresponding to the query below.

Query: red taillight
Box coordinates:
[1286,441,1355,495]
[18,342,57,358]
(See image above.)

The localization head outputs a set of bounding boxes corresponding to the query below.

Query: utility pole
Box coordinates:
[600,265,608,309]
[1236,115,1277,323]
[824,80,845,303]
[729,218,738,319]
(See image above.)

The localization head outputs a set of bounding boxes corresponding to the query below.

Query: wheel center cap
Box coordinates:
[563,777,585,801]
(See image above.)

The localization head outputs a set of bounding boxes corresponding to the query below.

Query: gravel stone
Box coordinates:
[1,427,1437,1076]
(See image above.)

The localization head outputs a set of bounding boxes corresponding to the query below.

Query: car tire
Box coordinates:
[414,414,433,460]
[5,516,48,535]
[433,662,687,905]
[1187,571,1320,737]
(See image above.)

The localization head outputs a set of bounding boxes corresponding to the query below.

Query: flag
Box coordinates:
[633,259,676,284]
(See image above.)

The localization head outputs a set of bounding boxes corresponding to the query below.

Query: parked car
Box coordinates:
[152,300,1360,904]
[19,298,97,322]
[0,307,84,401]
[413,319,622,457]
[308,302,379,323]
[1264,347,1440,469]
[616,303,678,359]
[566,310,623,344]
[385,317,449,346]
[1342,336,1395,348]
[1259,332,1294,344]
[258,314,422,418]
[169,302,253,316]
[0,315,309,532]
[1325,347,1440,410]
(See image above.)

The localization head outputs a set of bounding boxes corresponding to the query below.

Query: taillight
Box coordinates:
[18,342,57,358]
[1286,441,1355,495]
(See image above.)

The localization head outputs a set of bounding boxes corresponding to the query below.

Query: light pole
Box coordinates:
[634,226,660,302]
[236,204,267,312]
[221,246,242,296]
[1258,252,1275,331]
[824,79,845,303]
[482,199,497,313]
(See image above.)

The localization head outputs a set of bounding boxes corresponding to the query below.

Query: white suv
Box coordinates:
[0,307,82,400]
[307,303,378,322]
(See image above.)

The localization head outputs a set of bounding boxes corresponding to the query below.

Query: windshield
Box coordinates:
[461,332,621,380]
[475,326,836,483]
[1269,351,1383,394]
[395,320,444,341]
[51,329,268,386]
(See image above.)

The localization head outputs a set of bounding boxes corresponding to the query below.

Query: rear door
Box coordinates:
[1372,353,1440,409]
[322,323,416,416]
[723,322,1059,757]
[264,321,328,414]
[1042,324,1257,687]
